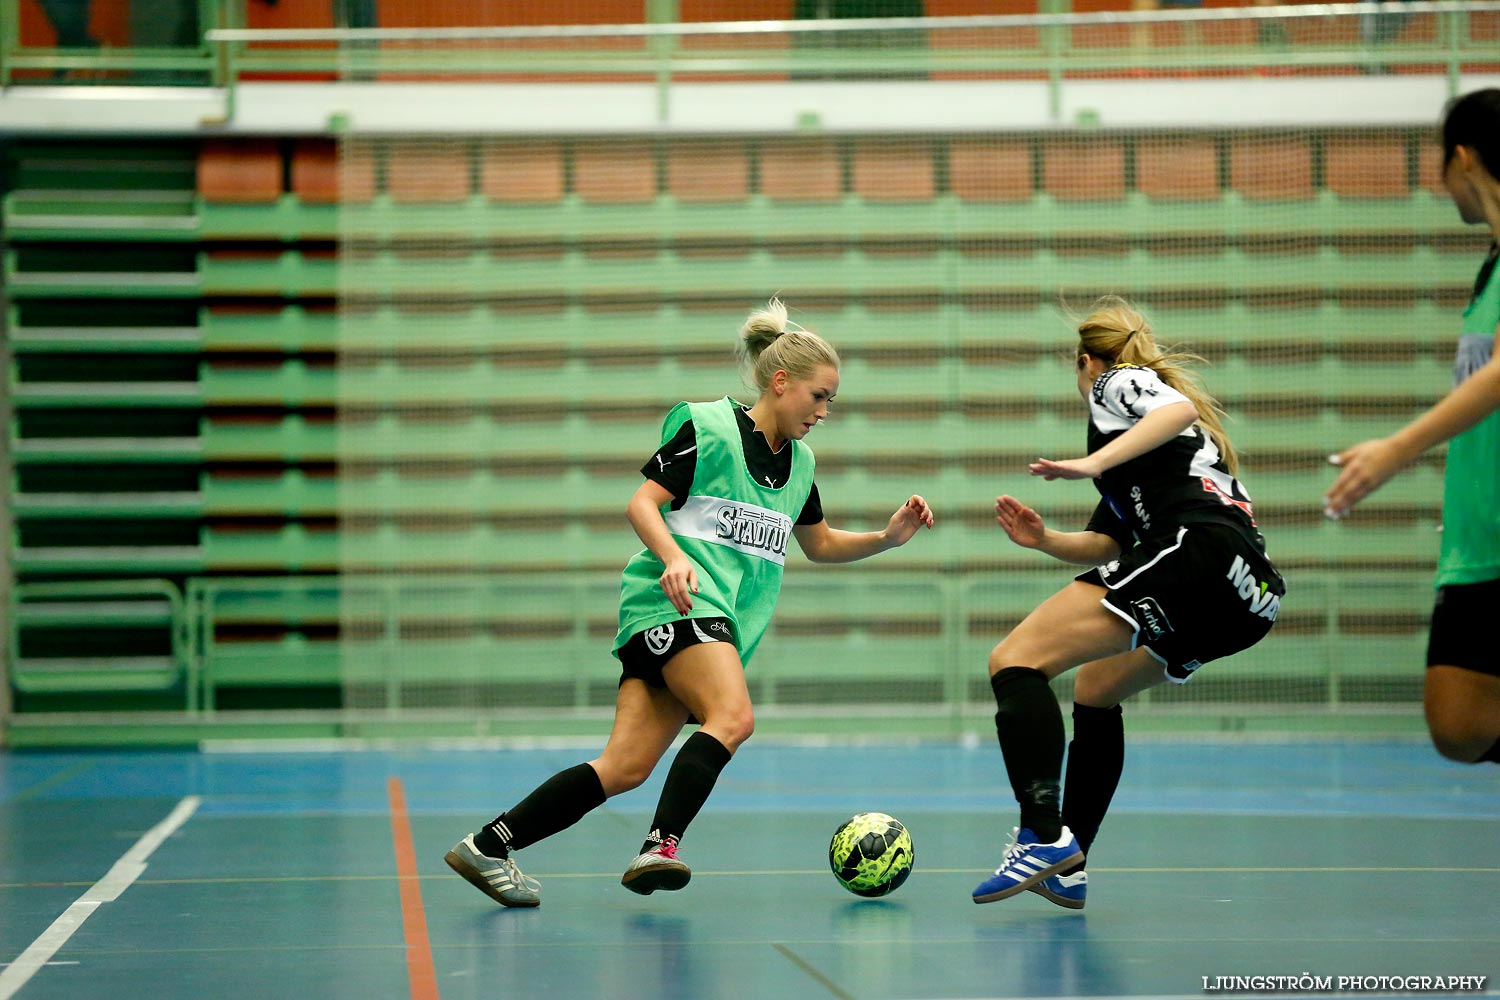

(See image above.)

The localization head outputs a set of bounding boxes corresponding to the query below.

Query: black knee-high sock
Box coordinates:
[1482,736,1500,764]
[1062,702,1125,868]
[641,730,734,853]
[474,762,606,857]
[990,667,1065,843]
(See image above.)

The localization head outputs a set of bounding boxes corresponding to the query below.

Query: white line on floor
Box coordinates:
[0,796,200,1000]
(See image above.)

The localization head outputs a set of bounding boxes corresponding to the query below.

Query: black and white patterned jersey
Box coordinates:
[1083,364,1257,550]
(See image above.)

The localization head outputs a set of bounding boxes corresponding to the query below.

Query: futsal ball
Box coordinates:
[828,812,914,897]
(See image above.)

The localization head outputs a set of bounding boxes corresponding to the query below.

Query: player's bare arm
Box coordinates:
[626,479,698,614]
[1325,321,1500,518]
[995,495,1121,566]
[793,495,934,563]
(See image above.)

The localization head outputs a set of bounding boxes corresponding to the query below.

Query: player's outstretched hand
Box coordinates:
[1028,457,1100,481]
[1323,437,1411,520]
[996,495,1046,549]
[883,495,935,548]
[658,556,699,615]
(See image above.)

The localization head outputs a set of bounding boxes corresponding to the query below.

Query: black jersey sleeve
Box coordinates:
[1085,496,1134,550]
[796,482,824,525]
[641,419,698,509]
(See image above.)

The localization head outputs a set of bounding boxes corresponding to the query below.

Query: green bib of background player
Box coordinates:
[1437,250,1500,587]
[614,397,816,665]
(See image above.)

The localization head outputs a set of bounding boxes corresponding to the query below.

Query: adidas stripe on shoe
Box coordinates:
[444,835,541,908]
[971,826,1083,904]
[1027,868,1088,909]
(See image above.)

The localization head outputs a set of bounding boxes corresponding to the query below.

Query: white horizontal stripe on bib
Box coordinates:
[663,495,793,565]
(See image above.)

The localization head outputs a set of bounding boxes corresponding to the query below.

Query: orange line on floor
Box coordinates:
[388,776,440,1000]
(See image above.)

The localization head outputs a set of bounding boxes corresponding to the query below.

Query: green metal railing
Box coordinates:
[165,570,1434,728]
[0,0,225,83]
[10,579,193,707]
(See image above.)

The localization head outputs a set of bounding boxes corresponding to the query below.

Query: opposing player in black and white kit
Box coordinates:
[972,296,1285,909]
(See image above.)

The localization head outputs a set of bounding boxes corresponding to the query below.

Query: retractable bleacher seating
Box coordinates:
[5,125,1476,732]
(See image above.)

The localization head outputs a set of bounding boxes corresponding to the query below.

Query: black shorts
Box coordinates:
[616,617,738,689]
[1075,522,1285,683]
[1426,579,1500,677]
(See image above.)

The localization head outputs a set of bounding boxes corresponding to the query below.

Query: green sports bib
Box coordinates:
[1437,247,1500,587]
[614,397,815,665]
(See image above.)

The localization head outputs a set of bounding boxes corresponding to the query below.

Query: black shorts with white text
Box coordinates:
[1076,521,1284,683]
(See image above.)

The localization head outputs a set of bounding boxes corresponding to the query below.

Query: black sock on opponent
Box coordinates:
[990,666,1065,844]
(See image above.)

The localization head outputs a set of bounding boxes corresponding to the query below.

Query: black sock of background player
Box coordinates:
[639,730,733,854]
[990,667,1064,844]
[1061,702,1125,871]
[474,762,605,857]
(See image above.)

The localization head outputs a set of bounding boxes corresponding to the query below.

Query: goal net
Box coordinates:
[325,4,1498,737]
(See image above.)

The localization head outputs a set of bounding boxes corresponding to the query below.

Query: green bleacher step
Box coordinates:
[13,492,203,518]
[12,437,203,462]
[16,598,176,627]
[11,657,183,694]
[198,252,336,297]
[199,197,338,241]
[4,190,198,242]
[13,545,207,574]
[5,270,200,298]
[201,307,335,353]
[202,422,331,462]
[321,191,1468,245]
[202,641,342,689]
[11,382,201,406]
[10,326,201,352]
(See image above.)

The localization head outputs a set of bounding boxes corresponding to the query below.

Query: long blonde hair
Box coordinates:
[735,297,841,394]
[1075,296,1239,475]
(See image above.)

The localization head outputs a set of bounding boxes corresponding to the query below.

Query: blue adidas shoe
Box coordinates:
[1027,868,1087,910]
[972,826,1083,904]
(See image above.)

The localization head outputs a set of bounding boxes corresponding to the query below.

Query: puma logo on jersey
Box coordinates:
[656,446,696,471]
[1227,555,1280,621]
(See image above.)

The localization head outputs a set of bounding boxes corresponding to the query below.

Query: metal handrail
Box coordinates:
[10,579,194,711]
[202,2,1498,42]
[4,2,1496,85]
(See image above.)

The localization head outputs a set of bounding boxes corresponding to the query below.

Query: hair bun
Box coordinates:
[733,297,841,395]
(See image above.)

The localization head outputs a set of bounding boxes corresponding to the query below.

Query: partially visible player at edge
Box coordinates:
[973,296,1285,910]
[445,298,935,907]
[1324,88,1500,768]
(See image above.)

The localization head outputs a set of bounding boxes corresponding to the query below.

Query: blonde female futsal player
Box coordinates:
[1325,88,1500,767]
[445,299,934,906]
[972,297,1284,909]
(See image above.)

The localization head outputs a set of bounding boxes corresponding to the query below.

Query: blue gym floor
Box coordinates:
[1,740,1497,1000]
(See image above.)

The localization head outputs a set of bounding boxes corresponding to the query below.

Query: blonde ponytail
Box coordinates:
[1075,296,1240,475]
